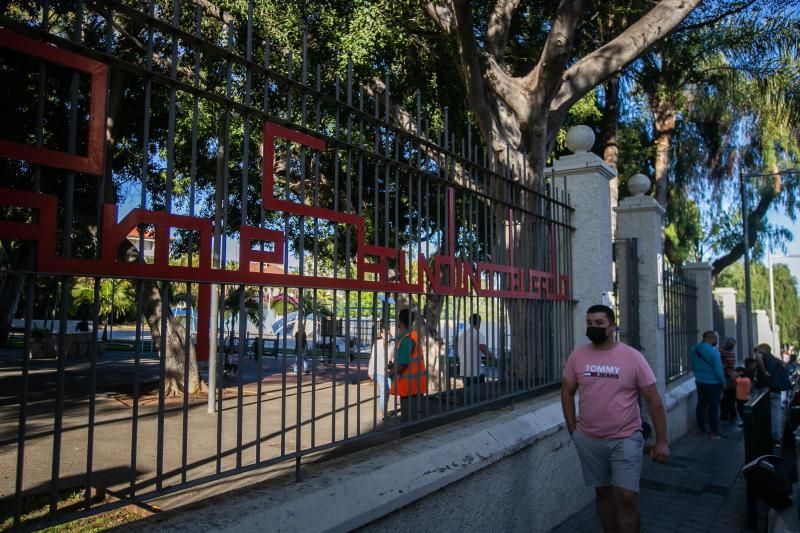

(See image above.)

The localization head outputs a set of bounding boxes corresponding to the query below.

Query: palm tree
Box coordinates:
[223,286,261,349]
[71,278,137,340]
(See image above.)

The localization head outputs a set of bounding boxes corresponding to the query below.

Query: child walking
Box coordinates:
[735,366,752,427]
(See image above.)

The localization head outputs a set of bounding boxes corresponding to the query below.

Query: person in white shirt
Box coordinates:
[457,313,493,385]
[368,322,394,416]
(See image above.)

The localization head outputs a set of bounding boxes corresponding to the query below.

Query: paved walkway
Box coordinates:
[552,420,758,532]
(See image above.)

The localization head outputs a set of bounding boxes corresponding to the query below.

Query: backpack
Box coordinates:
[766,355,792,391]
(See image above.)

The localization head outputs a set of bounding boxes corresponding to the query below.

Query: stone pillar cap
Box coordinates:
[628,173,651,196]
[566,125,595,153]
[682,262,713,270]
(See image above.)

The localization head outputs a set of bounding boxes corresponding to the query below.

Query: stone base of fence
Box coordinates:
[134,386,701,532]
[134,394,593,533]
[664,375,699,444]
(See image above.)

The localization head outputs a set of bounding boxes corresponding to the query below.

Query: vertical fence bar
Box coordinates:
[50,0,84,515]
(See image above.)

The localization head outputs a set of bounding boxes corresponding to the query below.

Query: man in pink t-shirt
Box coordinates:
[562,305,670,533]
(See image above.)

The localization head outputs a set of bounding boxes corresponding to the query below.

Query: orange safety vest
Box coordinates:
[390,330,427,397]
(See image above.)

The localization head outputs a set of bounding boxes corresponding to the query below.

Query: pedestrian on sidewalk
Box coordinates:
[720,337,738,422]
[690,331,727,439]
[755,343,791,442]
[389,309,427,423]
[561,304,670,533]
[368,321,394,417]
[457,313,493,386]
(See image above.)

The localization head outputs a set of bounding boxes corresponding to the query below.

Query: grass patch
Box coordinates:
[0,490,140,532]
[37,507,141,532]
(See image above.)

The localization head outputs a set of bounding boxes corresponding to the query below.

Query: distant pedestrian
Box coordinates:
[457,313,493,386]
[293,321,310,374]
[562,304,669,533]
[755,343,791,442]
[690,331,727,439]
[368,322,394,417]
[719,337,738,422]
[735,366,752,427]
[389,309,427,422]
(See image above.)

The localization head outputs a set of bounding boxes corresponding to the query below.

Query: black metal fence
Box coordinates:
[664,263,698,382]
[0,0,573,528]
[613,238,640,350]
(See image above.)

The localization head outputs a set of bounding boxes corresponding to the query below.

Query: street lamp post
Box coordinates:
[741,169,799,354]
[741,174,753,356]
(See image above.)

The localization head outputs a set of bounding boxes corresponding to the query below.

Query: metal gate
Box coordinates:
[663,264,698,382]
[613,238,641,350]
[0,1,573,528]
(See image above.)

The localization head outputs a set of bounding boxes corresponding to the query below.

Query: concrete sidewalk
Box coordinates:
[552,420,756,532]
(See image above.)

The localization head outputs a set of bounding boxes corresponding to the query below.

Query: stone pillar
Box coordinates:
[713,287,739,361]
[549,126,616,351]
[615,174,667,393]
[683,263,713,337]
[753,310,776,349]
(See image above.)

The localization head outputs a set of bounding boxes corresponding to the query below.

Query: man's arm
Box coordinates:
[641,383,670,463]
[560,377,578,435]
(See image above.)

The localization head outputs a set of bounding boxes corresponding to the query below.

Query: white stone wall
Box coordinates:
[713,288,740,361]
[754,309,777,351]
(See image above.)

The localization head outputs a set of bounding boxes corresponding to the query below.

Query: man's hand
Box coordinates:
[650,441,670,463]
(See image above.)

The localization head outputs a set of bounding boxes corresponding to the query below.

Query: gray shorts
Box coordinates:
[571,429,644,492]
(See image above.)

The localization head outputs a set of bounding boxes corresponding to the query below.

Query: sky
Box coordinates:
[767,208,800,284]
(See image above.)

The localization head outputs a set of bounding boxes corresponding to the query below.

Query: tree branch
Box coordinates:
[711,189,777,279]
[675,0,756,34]
[450,1,495,134]
[485,0,521,60]
[189,0,235,25]
[423,0,455,34]
[523,0,590,105]
[547,0,702,141]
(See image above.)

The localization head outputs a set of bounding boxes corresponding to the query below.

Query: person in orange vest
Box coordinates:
[389,308,427,422]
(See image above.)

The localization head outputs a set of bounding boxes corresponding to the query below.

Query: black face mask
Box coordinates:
[586,327,609,345]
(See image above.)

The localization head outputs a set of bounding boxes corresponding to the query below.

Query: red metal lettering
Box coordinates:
[0,29,107,175]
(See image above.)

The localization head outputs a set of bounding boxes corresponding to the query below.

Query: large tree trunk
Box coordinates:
[0,242,34,345]
[653,98,677,208]
[601,77,620,237]
[420,292,446,393]
[118,238,205,395]
[142,280,203,395]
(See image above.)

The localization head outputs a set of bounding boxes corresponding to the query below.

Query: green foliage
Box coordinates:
[665,189,703,263]
[70,278,136,323]
[618,2,800,268]
[717,262,800,348]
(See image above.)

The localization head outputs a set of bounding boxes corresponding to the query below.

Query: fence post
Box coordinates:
[683,263,713,337]
[615,174,667,393]
[548,125,616,351]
